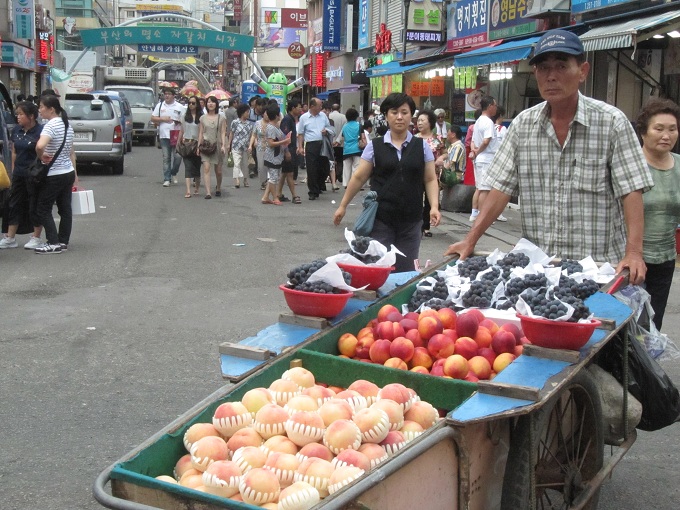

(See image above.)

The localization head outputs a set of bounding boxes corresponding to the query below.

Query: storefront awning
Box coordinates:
[454,37,541,68]
[316,90,338,100]
[365,61,429,78]
[580,10,680,52]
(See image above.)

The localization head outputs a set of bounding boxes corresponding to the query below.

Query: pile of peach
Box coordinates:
[337,304,530,382]
[155,367,440,509]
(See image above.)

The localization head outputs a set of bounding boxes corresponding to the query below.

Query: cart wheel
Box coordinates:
[501,370,604,510]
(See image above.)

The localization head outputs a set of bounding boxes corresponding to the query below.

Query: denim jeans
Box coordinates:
[160,138,182,181]
[35,171,76,245]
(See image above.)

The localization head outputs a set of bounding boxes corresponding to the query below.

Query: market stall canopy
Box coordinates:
[366,61,429,78]
[580,10,680,52]
[454,37,541,68]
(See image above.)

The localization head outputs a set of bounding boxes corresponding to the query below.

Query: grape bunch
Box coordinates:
[340,248,381,264]
[462,280,498,308]
[521,288,591,322]
[480,267,502,285]
[351,236,373,254]
[408,275,450,311]
[286,260,352,294]
[560,259,584,275]
[555,275,599,301]
[505,274,548,299]
[421,298,456,311]
[456,256,489,280]
[497,252,530,278]
[557,294,592,321]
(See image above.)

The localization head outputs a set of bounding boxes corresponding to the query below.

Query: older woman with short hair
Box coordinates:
[636,98,680,330]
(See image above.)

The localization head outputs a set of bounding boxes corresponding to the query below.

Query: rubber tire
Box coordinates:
[111,157,124,175]
[126,137,132,153]
[501,369,604,510]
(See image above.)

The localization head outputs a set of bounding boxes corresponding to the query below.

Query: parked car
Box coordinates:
[91,90,133,153]
[105,85,157,146]
[64,93,125,175]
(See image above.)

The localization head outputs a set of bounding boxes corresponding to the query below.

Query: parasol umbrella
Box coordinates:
[206,89,231,100]
[158,81,172,88]
[180,84,202,97]
[169,81,179,88]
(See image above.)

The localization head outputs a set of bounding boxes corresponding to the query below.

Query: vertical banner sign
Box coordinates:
[323,0,341,51]
[14,0,35,40]
[446,0,488,51]
[488,0,538,40]
[358,0,370,50]
[233,0,243,22]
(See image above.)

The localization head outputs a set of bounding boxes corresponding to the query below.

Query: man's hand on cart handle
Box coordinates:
[604,268,630,295]
[616,254,645,286]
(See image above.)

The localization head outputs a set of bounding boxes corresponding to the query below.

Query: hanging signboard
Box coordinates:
[322,0,342,51]
[446,0,488,51]
[571,0,636,14]
[407,0,444,46]
[358,0,371,49]
[488,0,539,40]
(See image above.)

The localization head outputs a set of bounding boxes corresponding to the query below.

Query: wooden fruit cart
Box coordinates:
[93,261,637,510]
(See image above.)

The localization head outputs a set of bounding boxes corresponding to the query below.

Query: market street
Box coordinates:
[1,144,678,509]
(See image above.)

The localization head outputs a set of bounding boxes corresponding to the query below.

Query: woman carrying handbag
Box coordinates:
[178,95,202,198]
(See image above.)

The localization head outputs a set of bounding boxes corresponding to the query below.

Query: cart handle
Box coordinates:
[93,464,160,510]
[602,268,630,295]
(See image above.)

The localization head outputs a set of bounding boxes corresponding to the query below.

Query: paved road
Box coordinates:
[0,144,678,509]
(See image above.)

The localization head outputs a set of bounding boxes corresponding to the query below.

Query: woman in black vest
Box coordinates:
[333,93,441,272]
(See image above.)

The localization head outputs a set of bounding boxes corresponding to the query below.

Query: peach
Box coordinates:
[491,330,516,355]
[500,322,523,344]
[442,328,458,340]
[282,367,316,389]
[437,308,457,330]
[514,344,524,357]
[179,473,204,489]
[357,327,374,339]
[386,311,404,323]
[479,319,500,336]
[358,443,389,468]
[284,395,320,415]
[332,448,371,471]
[355,335,375,359]
[261,435,299,457]
[478,347,497,367]
[370,401,404,431]
[443,354,469,379]
[347,379,380,405]
[369,339,392,364]
[456,313,479,338]
[183,423,222,452]
[390,336,415,362]
[473,326,493,349]
[466,308,486,323]
[366,318,379,329]
[418,315,444,341]
[430,359,446,377]
[328,465,365,495]
[295,442,335,463]
[238,467,280,506]
[323,419,362,454]
[409,346,433,369]
[467,356,492,380]
[253,403,289,439]
[294,457,334,498]
[427,333,455,359]
[190,436,230,471]
[403,401,438,430]
[202,460,242,498]
[269,379,302,406]
[328,385,345,393]
[410,366,430,374]
[379,430,406,457]
[174,454,194,479]
[263,452,300,488]
[404,328,425,348]
[335,389,368,413]
[212,402,253,438]
[337,333,359,357]
[376,321,405,341]
[493,352,516,373]
[465,372,480,383]
[227,427,264,457]
[404,311,420,321]
[318,398,354,426]
[377,304,400,323]
[179,468,202,482]
[419,309,439,320]
[277,481,320,510]
[285,411,326,447]
[241,388,276,419]
[519,336,531,345]
[156,475,179,484]
[399,318,419,331]
[454,336,479,360]
[232,445,267,473]
[352,407,390,443]
[400,420,425,442]
[384,357,408,370]
[302,385,336,407]
[377,383,415,413]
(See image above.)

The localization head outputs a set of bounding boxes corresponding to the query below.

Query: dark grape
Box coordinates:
[497,252,530,278]
[560,259,584,275]
[456,256,489,280]
[286,260,352,294]
[462,280,498,308]
[408,274,450,311]
[520,287,591,322]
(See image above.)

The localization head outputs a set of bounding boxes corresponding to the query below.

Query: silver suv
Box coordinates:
[65,93,125,174]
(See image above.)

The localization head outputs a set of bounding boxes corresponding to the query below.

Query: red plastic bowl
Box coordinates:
[517,314,602,351]
[279,285,353,318]
[337,263,394,291]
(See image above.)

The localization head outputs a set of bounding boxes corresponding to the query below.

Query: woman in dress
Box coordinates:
[226,103,254,189]
[333,93,441,273]
[0,101,44,250]
[34,94,76,254]
[338,108,363,188]
[250,110,269,191]
[179,95,202,198]
[197,96,225,199]
[415,110,444,238]
[636,98,680,331]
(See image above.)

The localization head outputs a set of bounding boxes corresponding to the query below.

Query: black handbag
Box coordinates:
[176,139,198,157]
[199,140,217,156]
[28,130,67,186]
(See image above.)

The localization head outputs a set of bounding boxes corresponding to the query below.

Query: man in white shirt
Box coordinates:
[151,88,183,186]
[469,95,506,222]
[329,104,347,186]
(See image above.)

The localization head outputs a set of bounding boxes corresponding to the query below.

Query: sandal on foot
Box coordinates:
[184,193,192,198]
[271,200,282,206]
[423,231,432,238]
[292,196,302,204]
[205,194,212,200]
[215,190,222,197]
[261,199,273,204]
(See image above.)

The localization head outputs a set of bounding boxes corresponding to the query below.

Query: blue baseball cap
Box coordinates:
[529,29,584,65]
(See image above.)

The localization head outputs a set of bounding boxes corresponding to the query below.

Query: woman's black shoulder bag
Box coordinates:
[28,129,68,186]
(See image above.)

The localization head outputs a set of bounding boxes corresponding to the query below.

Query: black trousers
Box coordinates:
[5,174,40,231]
[644,258,676,331]
[35,171,76,245]
[305,141,329,197]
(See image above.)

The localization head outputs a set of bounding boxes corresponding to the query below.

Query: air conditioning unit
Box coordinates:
[105,67,153,84]
[524,0,570,18]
